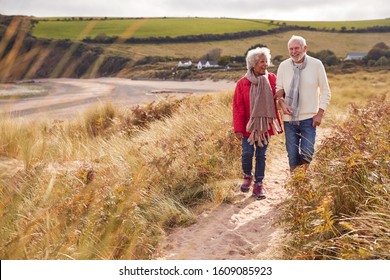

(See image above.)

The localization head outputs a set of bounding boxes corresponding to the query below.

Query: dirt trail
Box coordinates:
[156,128,331,260]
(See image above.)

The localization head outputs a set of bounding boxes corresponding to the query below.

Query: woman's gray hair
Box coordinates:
[288,35,307,48]
[246,47,271,70]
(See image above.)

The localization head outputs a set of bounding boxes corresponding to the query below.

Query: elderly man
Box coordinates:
[276,35,331,172]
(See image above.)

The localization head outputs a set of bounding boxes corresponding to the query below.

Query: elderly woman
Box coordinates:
[232,47,282,200]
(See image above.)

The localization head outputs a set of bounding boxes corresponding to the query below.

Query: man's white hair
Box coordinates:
[288,35,307,48]
[246,47,271,70]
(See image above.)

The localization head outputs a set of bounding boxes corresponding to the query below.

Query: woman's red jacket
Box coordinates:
[232,73,282,137]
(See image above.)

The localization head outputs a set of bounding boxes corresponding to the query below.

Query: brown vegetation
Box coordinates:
[0,71,389,259]
[281,96,389,259]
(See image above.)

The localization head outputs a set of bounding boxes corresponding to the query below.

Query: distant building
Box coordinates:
[344,52,367,60]
[196,60,220,70]
[177,60,192,68]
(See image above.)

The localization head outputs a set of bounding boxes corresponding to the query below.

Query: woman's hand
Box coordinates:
[235,132,243,141]
[275,89,285,99]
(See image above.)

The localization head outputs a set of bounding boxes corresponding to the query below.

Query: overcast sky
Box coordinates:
[0,0,389,21]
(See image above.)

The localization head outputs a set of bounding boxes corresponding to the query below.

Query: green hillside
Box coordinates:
[2,15,390,82]
[32,17,275,40]
[278,18,390,30]
[31,17,390,41]
[106,30,390,60]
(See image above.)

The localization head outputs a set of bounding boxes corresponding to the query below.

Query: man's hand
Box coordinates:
[312,109,325,127]
[278,99,293,115]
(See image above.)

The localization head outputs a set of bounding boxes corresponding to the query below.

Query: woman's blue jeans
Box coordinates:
[241,136,268,183]
[284,118,316,170]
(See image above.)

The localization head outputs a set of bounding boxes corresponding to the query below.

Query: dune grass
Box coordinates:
[280,96,390,259]
[0,70,389,259]
[323,70,389,125]
[277,70,390,260]
[0,91,241,259]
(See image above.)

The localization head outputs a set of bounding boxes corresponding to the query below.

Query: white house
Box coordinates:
[177,60,192,68]
[196,60,220,70]
[344,53,367,60]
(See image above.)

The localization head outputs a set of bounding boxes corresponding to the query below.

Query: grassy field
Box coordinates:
[3,16,389,83]
[0,70,389,259]
[279,18,390,30]
[103,30,390,61]
[32,18,275,40]
[31,17,390,41]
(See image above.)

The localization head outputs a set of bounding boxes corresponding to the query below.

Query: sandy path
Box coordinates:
[156,128,331,260]
[156,147,290,260]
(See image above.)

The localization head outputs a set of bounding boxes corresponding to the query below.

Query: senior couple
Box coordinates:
[232,35,331,200]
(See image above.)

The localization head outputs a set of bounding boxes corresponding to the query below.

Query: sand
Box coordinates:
[155,141,291,260]
[156,128,331,260]
[0,78,236,119]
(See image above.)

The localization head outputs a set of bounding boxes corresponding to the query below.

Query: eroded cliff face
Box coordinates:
[0,15,130,82]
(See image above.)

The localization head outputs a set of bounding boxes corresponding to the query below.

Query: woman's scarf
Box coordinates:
[245,70,281,146]
[285,55,308,124]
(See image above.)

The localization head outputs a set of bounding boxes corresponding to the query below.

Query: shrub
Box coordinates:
[375,56,389,66]
[280,96,390,259]
[84,102,116,137]
[308,50,339,66]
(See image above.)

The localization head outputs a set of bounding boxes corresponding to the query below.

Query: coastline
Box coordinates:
[0,78,236,120]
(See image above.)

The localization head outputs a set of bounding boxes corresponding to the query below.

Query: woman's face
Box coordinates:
[253,54,268,76]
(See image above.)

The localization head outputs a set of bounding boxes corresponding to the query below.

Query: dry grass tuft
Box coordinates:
[0,91,240,259]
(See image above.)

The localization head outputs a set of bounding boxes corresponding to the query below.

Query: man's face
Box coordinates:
[288,41,307,63]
